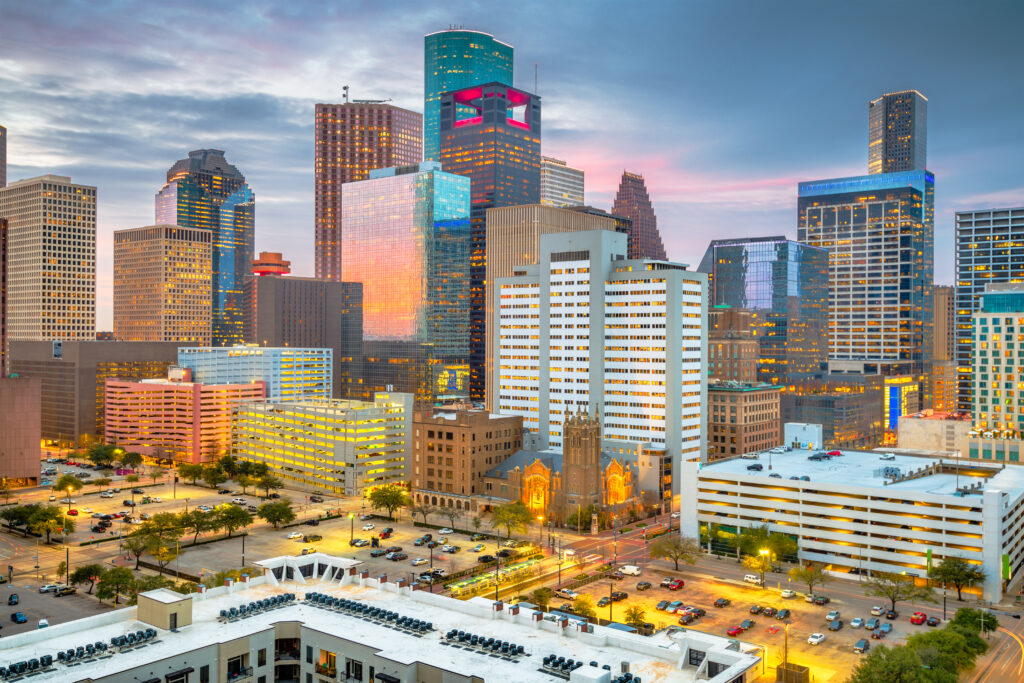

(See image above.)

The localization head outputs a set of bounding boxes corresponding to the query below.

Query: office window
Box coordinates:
[306,645,313,663]
[200,665,210,683]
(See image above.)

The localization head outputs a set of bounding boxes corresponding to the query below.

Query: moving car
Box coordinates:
[780,589,796,599]
[854,638,870,654]
[807,633,826,645]
[411,558,428,566]
[850,617,864,629]
[309,496,324,503]
[910,612,927,625]
[471,534,486,541]
[232,498,246,505]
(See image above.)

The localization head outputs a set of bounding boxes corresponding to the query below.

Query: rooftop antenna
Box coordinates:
[342,85,349,103]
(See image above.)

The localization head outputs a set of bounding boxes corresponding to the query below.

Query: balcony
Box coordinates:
[226,668,254,683]
[275,650,300,662]
[315,663,337,678]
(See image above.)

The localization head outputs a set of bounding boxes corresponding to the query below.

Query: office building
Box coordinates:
[314,102,422,281]
[0,376,41,487]
[113,224,212,345]
[708,306,759,383]
[954,207,1024,410]
[0,124,6,187]
[797,171,934,418]
[933,285,954,361]
[868,90,927,174]
[0,553,762,683]
[342,161,470,402]
[782,374,884,449]
[540,156,584,207]
[155,149,254,347]
[440,82,542,401]
[410,403,523,510]
[0,175,96,341]
[931,361,958,413]
[681,448,1024,602]
[244,254,363,400]
[973,284,1024,436]
[177,346,332,402]
[0,218,7,375]
[495,229,708,464]
[105,367,264,464]
[707,381,781,460]
[611,171,666,261]
[424,28,513,162]
[697,237,829,387]
[233,393,413,496]
[897,410,972,455]
[8,340,179,445]
[483,204,619,409]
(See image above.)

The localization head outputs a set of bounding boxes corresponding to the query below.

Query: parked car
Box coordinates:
[66,509,79,516]
[850,617,864,629]
[610,591,628,602]
[667,579,684,590]
[746,464,763,471]
[678,613,696,625]
[304,534,322,543]
[879,622,893,635]
[740,619,755,630]
[743,574,763,586]
[870,605,885,616]
[232,498,246,505]
[807,633,826,645]
[780,589,796,598]
[762,607,777,617]
[854,638,870,654]
[100,492,113,498]
[828,619,843,631]
[362,523,375,531]
[309,496,324,503]
[865,617,880,631]
[478,555,496,563]
[369,549,388,557]
[926,616,941,627]
[885,610,899,620]
[470,544,485,552]
[54,586,76,597]
[776,609,791,621]
[411,558,428,566]
[389,553,408,561]
[813,596,831,605]
[714,598,731,608]
[825,610,841,622]
[726,626,744,636]
[496,549,513,558]
[11,612,27,624]
[439,528,454,535]
[122,500,135,507]
[287,532,303,539]
[38,584,60,594]
[7,594,17,606]
[300,548,315,556]
[636,582,652,591]
[132,488,145,495]
[471,533,486,541]
[666,601,684,613]
[910,612,926,625]
[750,605,763,614]
[597,597,611,607]
[554,588,578,600]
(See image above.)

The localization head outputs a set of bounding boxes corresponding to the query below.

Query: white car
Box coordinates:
[100,492,113,498]
[81,507,92,513]
[670,512,680,519]
[825,610,841,622]
[554,588,578,600]
[850,617,864,629]
[411,558,428,566]
[780,589,796,598]
[287,532,303,539]
[38,584,61,593]
[232,498,247,505]
[870,606,885,616]
[362,523,375,531]
[91,513,104,519]
[150,497,162,503]
[807,633,826,646]
[441,545,454,553]
[439,528,454,535]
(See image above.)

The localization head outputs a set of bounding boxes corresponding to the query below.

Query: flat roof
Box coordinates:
[140,588,189,604]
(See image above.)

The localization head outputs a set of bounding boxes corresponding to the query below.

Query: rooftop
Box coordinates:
[900,410,972,422]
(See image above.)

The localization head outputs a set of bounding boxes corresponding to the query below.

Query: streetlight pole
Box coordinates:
[608,582,613,623]
[537,516,544,545]
[66,487,72,512]
[759,548,770,590]
[429,545,435,594]
[348,513,354,542]
[241,533,245,568]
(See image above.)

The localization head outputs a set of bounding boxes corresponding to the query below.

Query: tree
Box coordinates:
[70,564,106,594]
[237,461,268,478]
[572,595,596,620]
[865,572,936,612]
[53,473,84,495]
[490,501,532,540]
[178,509,216,545]
[217,455,238,478]
[202,466,228,489]
[742,553,773,586]
[0,504,34,536]
[140,512,183,543]
[256,474,284,498]
[56,560,68,583]
[29,505,65,543]
[122,536,149,570]
[846,645,929,683]
[906,628,985,675]
[950,607,998,635]
[118,451,144,470]
[368,485,409,520]
[530,587,553,609]
[86,443,117,469]
[738,523,797,562]
[149,468,166,486]
[624,605,647,630]
[129,574,177,604]
[472,516,482,531]
[929,557,986,601]
[148,540,181,574]
[90,477,112,491]
[257,500,296,529]
[236,474,256,495]
[788,562,830,595]
[649,535,701,571]
[178,463,205,485]
[441,506,464,531]
[125,474,141,484]
[0,480,10,505]
[96,566,135,605]
[215,505,253,538]
[407,503,436,525]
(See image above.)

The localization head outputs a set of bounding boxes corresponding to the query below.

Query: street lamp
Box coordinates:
[537,516,544,544]
[759,548,770,590]
[348,513,354,542]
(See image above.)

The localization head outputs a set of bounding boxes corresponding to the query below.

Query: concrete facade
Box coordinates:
[896,411,972,455]
[0,376,41,486]
[177,345,332,401]
[539,156,584,207]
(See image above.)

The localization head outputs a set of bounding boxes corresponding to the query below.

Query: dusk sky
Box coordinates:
[2,0,1022,328]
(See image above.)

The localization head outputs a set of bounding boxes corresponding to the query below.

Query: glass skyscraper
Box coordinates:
[868,90,927,175]
[156,149,254,347]
[341,161,471,402]
[697,237,829,387]
[423,29,513,162]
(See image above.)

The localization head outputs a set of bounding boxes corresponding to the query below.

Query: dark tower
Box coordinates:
[611,171,667,261]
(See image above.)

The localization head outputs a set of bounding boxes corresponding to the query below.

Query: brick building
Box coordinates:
[708,380,782,459]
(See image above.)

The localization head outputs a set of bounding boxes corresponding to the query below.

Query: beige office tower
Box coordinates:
[113,224,212,344]
[540,156,584,207]
[0,175,96,340]
[483,204,618,410]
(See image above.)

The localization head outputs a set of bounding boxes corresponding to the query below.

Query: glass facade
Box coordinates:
[155,149,255,347]
[423,29,513,162]
[341,162,471,402]
[177,346,332,401]
[868,90,927,175]
[697,237,829,387]
[973,285,1024,436]
[439,82,541,401]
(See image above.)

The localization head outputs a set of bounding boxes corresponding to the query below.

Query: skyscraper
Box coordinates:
[341,161,471,402]
[868,90,927,174]
[314,102,422,281]
[423,29,513,162]
[954,207,1024,410]
[0,219,7,375]
[972,283,1024,437]
[439,82,541,401]
[0,175,96,341]
[611,171,667,260]
[113,224,212,345]
[0,124,6,188]
[155,149,254,347]
[540,156,584,207]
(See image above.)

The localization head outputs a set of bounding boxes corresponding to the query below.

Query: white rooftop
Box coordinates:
[140,588,189,604]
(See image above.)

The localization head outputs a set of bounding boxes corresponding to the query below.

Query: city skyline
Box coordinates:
[1,1,1023,328]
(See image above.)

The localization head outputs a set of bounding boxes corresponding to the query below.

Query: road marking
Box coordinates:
[998,626,1024,677]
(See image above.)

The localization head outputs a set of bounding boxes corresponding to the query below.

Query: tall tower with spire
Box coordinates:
[611,171,667,260]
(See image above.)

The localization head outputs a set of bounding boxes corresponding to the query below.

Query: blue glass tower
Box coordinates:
[423,29,513,162]
[156,149,255,347]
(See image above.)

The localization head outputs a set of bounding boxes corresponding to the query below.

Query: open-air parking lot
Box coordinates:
[0,579,112,637]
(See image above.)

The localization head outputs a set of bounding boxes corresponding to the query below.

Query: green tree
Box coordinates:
[53,473,84,496]
[118,451,144,470]
[29,505,65,543]
[0,504,34,536]
[738,523,797,561]
[865,571,936,613]
[950,607,998,635]
[178,509,216,545]
[0,480,11,505]
[178,463,205,485]
[202,466,228,489]
[624,605,647,630]
[96,566,135,605]
[236,474,256,495]
[649,535,701,571]
[489,501,532,540]
[129,574,177,604]
[69,564,106,594]
[215,505,253,538]
[788,562,830,595]
[472,516,482,531]
[122,535,149,570]
[742,553,773,586]
[256,474,284,497]
[846,644,929,683]
[257,500,296,529]
[56,560,68,583]
[440,506,464,531]
[572,594,596,620]
[86,443,117,468]
[237,461,269,478]
[368,485,409,520]
[407,503,436,525]
[906,628,985,675]
[90,477,112,491]
[148,539,181,574]
[929,557,986,601]
[217,455,238,478]
[125,474,141,484]
[140,512,183,542]
[530,587,553,609]
[149,468,166,486]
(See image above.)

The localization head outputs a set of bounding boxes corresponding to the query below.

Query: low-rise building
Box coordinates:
[232,393,413,496]
[707,380,781,460]
[681,448,1024,601]
[897,410,973,455]
[782,374,884,449]
[177,345,332,401]
[0,376,41,487]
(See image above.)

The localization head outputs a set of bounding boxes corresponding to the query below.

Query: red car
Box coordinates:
[827,450,842,456]
[66,509,79,516]
[910,612,927,625]
[667,580,685,591]
[726,626,744,636]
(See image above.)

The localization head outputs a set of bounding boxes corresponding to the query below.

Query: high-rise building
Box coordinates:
[708,381,781,460]
[495,229,708,464]
[781,374,885,449]
[611,171,667,261]
[708,306,760,383]
[0,124,6,187]
[0,175,96,341]
[314,102,422,281]
[933,285,955,361]
[0,375,41,487]
[954,207,1024,410]
[423,28,513,162]
[868,90,927,174]
[0,218,7,375]
[540,156,584,207]
[973,284,1024,436]
[439,82,541,401]
[8,340,179,445]
[233,393,413,496]
[113,224,212,345]
[342,162,470,402]
[177,346,332,401]
[697,237,829,387]
[483,204,620,410]
[155,149,254,347]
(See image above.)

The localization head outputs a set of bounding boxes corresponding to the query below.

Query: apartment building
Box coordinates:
[177,345,332,401]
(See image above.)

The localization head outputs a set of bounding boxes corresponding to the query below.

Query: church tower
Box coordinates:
[562,411,602,504]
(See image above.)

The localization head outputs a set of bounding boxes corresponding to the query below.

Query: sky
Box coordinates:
[2,0,1022,329]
